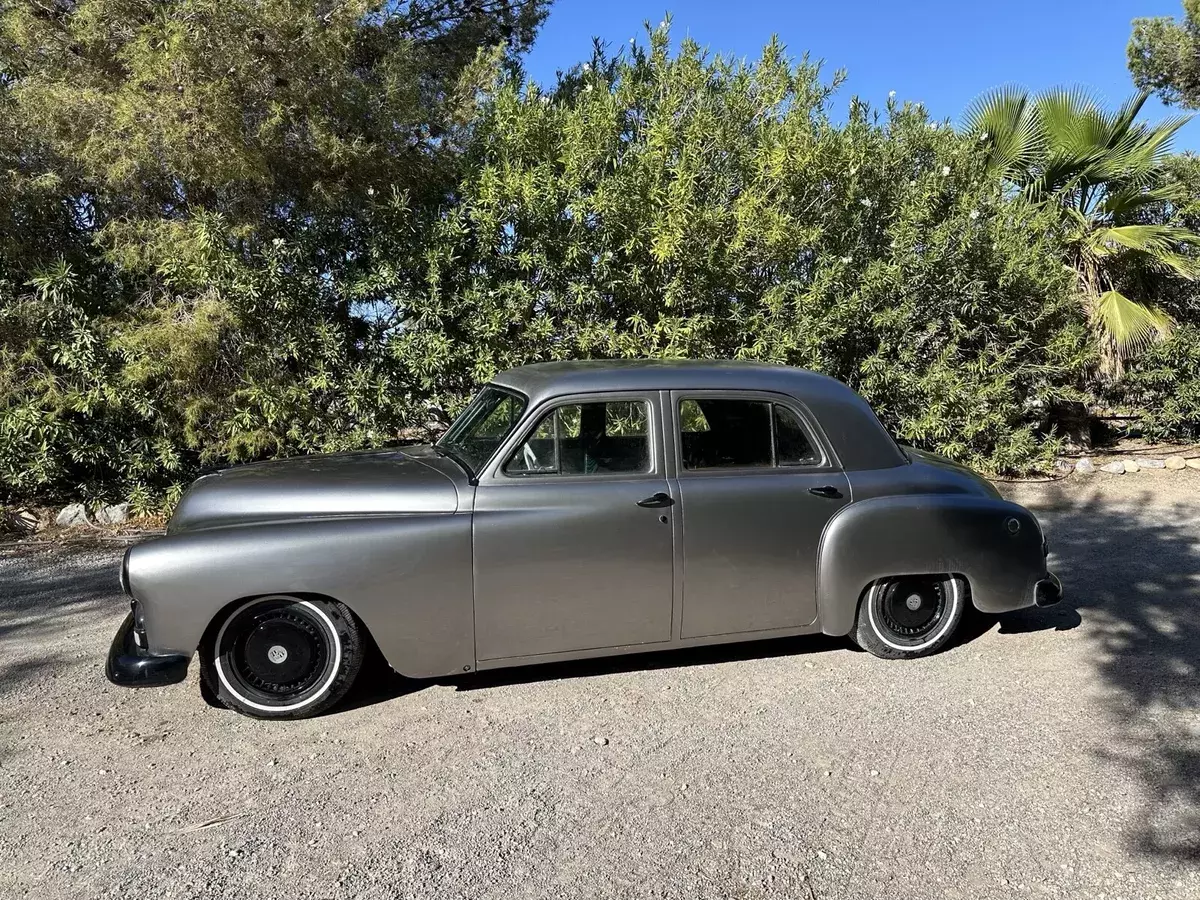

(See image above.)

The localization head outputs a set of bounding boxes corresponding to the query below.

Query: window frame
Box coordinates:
[671,390,836,476]
[487,392,661,482]
[435,384,529,479]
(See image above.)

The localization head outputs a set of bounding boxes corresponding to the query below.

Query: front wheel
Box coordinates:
[200,595,364,719]
[853,574,966,660]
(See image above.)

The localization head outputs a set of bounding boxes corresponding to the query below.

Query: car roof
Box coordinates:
[492,359,848,403]
[490,359,908,472]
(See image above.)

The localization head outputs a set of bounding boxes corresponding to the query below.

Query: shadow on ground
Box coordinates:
[0,547,120,640]
[346,483,1200,863]
[1010,483,1200,863]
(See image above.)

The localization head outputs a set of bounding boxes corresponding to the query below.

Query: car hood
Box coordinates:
[167,446,462,534]
[904,447,1003,499]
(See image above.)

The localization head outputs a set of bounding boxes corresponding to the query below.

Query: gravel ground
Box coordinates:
[1,473,1198,900]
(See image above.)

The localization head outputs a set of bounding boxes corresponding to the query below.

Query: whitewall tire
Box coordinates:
[200,595,364,719]
[853,574,966,660]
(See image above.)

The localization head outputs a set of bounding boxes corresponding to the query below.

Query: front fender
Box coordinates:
[125,514,474,679]
[816,494,1048,636]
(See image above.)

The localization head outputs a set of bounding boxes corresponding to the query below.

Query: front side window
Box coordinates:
[437,386,527,476]
[506,400,651,476]
[679,398,820,470]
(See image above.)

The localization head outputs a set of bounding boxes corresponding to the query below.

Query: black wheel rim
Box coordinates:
[217,599,336,708]
[872,576,949,646]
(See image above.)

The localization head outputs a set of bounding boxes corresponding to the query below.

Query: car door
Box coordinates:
[472,393,675,661]
[670,390,850,639]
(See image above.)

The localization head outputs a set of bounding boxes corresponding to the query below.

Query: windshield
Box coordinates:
[436,385,528,476]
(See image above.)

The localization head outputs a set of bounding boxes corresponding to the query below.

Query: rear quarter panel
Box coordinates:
[126,514,474,679]
[816,493,1048,636]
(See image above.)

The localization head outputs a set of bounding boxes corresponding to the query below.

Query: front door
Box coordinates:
[671,391,851,638]
[472,393,675,661]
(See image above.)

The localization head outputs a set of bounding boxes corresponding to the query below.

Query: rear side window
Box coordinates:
[506,400,651,476]
[679,398,820,470]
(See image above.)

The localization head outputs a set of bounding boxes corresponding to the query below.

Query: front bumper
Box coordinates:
[105,611,190,688]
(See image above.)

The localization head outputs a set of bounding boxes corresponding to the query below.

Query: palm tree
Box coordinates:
[964,87,1199,375]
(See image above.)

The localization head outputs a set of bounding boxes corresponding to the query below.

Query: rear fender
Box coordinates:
[816,494,1048,636]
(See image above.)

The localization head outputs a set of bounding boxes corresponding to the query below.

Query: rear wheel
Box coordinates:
[853,574,966,660]
[200,595,364,719]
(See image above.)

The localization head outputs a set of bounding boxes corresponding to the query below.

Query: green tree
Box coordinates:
[0,0,548,507]
[965,87,1198,373]
[1129,1,1200,109]
[389,26,1088,472]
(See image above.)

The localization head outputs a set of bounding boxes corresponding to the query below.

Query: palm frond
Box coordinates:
[1035,87,1107,160]
[962,86,1041,181]
[1109,91,1151,137]
[1098,181,1188,218]
[1087,224,1200,269]
[1093,290,1174,357]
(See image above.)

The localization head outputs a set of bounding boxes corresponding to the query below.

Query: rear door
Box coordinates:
[670,391,850,638]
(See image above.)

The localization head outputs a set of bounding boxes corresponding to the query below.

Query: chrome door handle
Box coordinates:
[808,485,843,499]
[636,492,675,508]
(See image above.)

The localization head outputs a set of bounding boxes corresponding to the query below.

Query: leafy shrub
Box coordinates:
[1118,325,1200,441]
[0,19,1105,508]
[390,28,1091,473]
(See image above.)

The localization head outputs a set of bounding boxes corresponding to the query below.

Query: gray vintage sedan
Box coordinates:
[106,360,1061,718]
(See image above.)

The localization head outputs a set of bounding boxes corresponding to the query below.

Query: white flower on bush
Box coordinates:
[969,209,980,220]
[367,187,375,196]
[929,122,938,130]
[942,165,951,176]
[979,131,989,142]
[841,255,853,264]
[849,166,857,175]
[888,90,896,98]
[860,198,872,207]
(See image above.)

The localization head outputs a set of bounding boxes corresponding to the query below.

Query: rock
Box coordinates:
[95,502,130,526]
[1074,458,1095,474]
[1187,459,1200,470]
[1100,461,1125,475]
[1165,456,1187,470]
[593,736,608,746]
[1137,458,1165,469]
[1125,460,1140,473]
[55,503,89,527]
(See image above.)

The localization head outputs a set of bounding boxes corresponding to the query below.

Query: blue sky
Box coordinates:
[524,0,1200,150]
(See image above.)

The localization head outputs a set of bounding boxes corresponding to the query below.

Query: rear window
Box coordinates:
[678,398,820,470]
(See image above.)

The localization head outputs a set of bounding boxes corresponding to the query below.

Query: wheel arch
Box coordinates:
[816,493,1048,636]
[125,515,475,679]
[197,591,371,652]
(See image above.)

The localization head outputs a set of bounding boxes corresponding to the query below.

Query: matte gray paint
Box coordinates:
[169,447,461,534]
[129,515,475,677]
[816,494,1048,636]
[491,360,907,472]
[119,361,1057,683]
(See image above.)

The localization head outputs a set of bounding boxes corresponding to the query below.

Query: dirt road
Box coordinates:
[1,474,1197,899]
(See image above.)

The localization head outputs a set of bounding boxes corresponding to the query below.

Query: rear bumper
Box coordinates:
[105,611,190,688]
[1033,572,1064,608]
